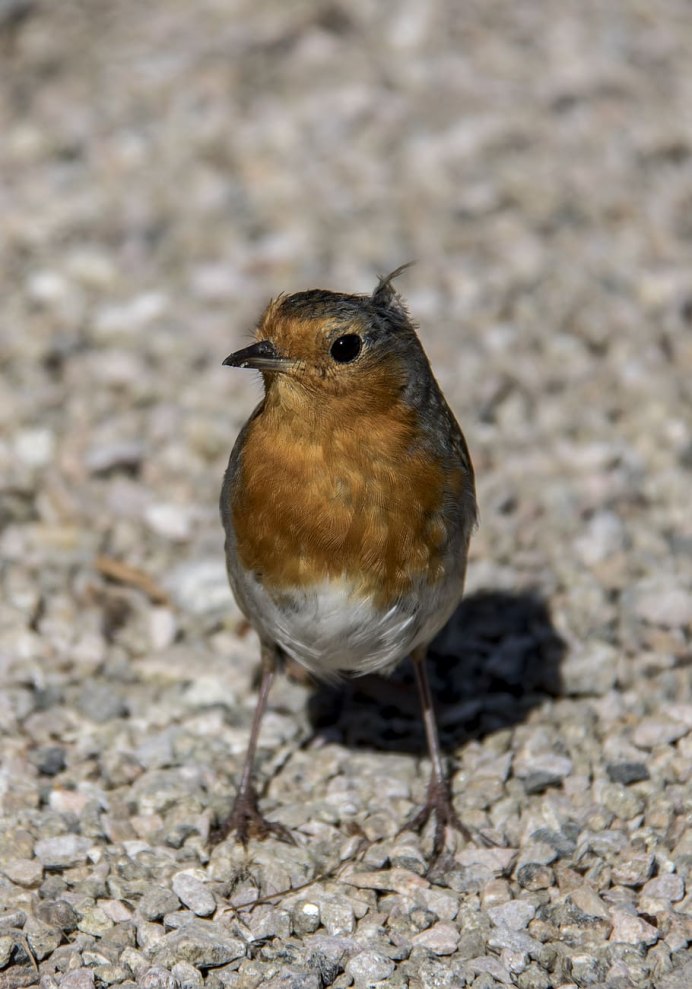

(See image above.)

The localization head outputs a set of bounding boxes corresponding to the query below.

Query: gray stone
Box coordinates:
[570,953,606,985]
[304,933,358,985]
[35,835,92,869]
[412,920,460,955]
[246,905,291,941]
[609,909,659,946]
[30,745,67,776]
[164,560,234,615]
[346,949,396,987]
[59,970,96,989]
[138,965,180,989]
[656,960,692,989]
[487,927,543,959]
[121,947,150,977]
[77,681,128,721]
[562,642,617,696]
[171,873,216,917]
[515,753,573,794]
[612,850,655,886]
[516,863,554,890]
[515,962,552,989]
[291,900,320,935]
[2,857,43,887]
[148,920,245,968]
[139,887,182,921]
[632,717,689,749]
[0,934,15,968]
[87,441,145,476]
[600,783,644,820]
[23,917,62,961]
[488,900,536,931]
[639,873,685,911]
[170,961,204,989]
[606,761,650,784]
[264,971,321,989]
[0,909,27,930]
[568,885,610,921]
[37,899,79,932]
[627,578,692,627]
[468,956,513,984]
[529,828,577,858]
[137,921,167,951]
[319,895,355,936]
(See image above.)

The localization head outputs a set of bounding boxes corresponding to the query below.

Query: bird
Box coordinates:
[218,265,477,860]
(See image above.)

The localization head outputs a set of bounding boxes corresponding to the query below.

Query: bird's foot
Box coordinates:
[402,776,471,863]
[212,786,295,846]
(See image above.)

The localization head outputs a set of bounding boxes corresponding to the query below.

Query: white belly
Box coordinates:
[233,572,461,680]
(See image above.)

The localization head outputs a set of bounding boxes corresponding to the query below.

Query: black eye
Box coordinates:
[330,334,362,363]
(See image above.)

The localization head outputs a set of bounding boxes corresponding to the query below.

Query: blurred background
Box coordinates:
[2,0,690,658]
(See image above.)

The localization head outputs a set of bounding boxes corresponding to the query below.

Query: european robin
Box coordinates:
[219,265,477,859]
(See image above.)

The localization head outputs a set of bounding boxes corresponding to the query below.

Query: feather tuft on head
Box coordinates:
[371,261,415,308]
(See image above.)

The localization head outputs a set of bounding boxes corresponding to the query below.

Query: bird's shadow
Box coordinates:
[304,589,566,756]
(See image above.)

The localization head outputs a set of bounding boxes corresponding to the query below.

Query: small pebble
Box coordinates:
[609,909,659,946]
[292,901,321,935]
[319,896,356,936]
[346,950,395,987]
[145,503,192,542]
[568,886,610,921]
[171,961,204,988]
[2,858,43,887]
[632,717,689,749]
[59,971,96,989]
[139,965,180,989]
[639,874,684,911]
[411,920,460,955]
[487,900,536,931]
[149,921,245,968]
[628,578,692,628]
[171,873,216,917]
[612,850,655,887]
[139,887,182,922]
[606,761,650,784]
[34,835,92,869]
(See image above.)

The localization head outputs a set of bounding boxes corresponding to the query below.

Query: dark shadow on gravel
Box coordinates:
[304,589,566,757]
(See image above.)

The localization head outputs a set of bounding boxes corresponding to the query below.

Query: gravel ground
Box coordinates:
[1,1,691,987]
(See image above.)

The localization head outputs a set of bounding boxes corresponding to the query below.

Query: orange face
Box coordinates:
[251,295,407,412]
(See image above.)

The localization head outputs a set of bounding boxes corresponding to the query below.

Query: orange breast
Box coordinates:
[228,392,462,608]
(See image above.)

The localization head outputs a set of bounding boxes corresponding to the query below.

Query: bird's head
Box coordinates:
[223,265,428,413]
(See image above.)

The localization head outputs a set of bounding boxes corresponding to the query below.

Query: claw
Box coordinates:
[402,776,471,863]
[212,787,295,846]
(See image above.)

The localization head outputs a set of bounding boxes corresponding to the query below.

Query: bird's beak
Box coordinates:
[222,340,295,372]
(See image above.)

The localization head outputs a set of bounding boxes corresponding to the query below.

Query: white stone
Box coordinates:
[164,559,235,616]
[630,578,692,628]
[34,835,91,869]
[149,608,178,651]
[14,428,55,468]
[145,503,192,541]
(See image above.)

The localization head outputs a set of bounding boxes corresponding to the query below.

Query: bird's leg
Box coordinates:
[213,641,293,845]
[404,645,471,860]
